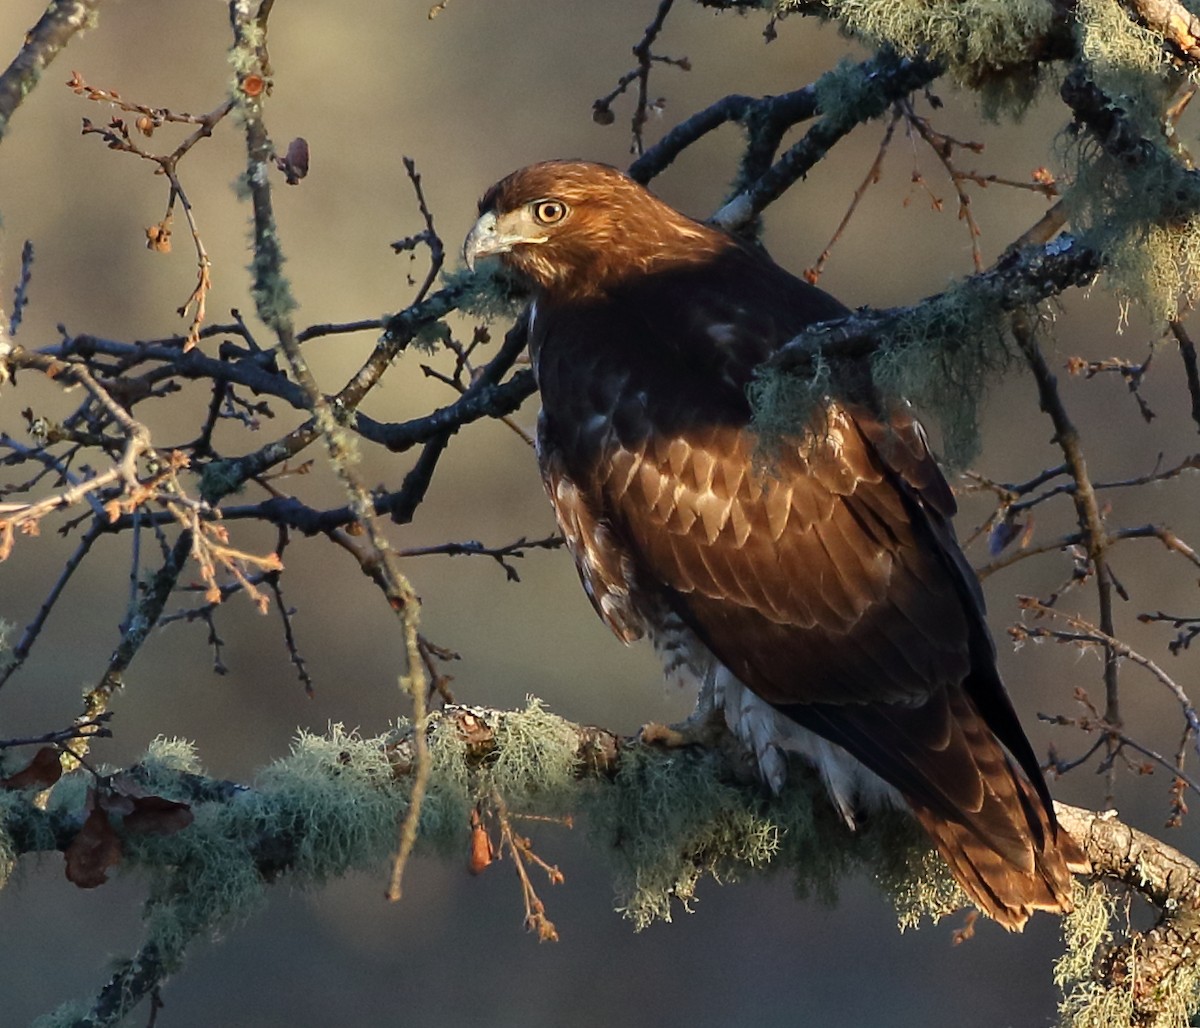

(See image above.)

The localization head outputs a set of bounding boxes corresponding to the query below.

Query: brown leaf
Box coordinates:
[65,803,123,888]
[123,795,194,836]
[96,788,136,817]
[275,137,310,185]
[1,747,63,791]
[468,808,495,874]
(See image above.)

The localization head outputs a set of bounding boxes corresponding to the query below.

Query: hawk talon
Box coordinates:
[639,718,721,750]
[640,700,728,751]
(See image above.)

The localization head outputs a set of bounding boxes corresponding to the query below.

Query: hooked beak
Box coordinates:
[463,210,505,271]
[463,209,546,271]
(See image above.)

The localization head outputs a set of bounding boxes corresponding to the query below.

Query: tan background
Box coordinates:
[0,2,1198,1025]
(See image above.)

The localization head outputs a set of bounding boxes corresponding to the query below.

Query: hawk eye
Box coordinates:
[532,200,568,225]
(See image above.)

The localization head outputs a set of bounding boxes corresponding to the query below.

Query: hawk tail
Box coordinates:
[911,778,1089,932]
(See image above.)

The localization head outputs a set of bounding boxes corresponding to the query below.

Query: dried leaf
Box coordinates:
[1,747,63,790]
[65,803,123,888]
[468,808,495,874]
[988,517,1025,556]
[123,795,194,835]
[275,137,310,185]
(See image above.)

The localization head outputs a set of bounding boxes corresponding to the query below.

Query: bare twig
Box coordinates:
[1011,313,1122,799]
[711,52,942,233]
[805,111,899,284]
[8,240,34,337]
[1168,319,1200,433]
[397,534,564,583]
[593,0,687,156]
[0,0,104,142]
[391,156,445,304]
[228,0,430,901]
[1018,596,1200,739]
[70,71,234,350]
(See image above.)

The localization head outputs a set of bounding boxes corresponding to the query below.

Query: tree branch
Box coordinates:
[0,0,104,142]
[7,705,1199,1027]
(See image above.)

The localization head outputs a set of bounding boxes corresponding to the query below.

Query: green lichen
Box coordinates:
[1076,0,1180,122]
[414,318,453,353]
[1105,216,1200,325]
[803,0,1055,95]
[814,56,910,129]
[1065,133,1200,327]
[249,726,403,881]
[34,706,1119,1023]
[1055,880,1200,1028]
[582,741,955,931]
[441,264,529,323]
[869,826,965,929]
[247,235,298,332]
[486,698,586,811]
[748,283,1016,470]
[198,457,248,504]
[584,745,785,927]
[1055,880,1118,1025]
[747,353,830,467]
[872,282,1016,467]
[0,791,21,892]
[140,737,205,777]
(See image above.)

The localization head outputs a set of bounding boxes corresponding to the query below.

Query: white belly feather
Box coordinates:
[647,606,903,826]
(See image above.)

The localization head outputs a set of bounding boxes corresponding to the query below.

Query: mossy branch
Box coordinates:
[5,704,1199,1028]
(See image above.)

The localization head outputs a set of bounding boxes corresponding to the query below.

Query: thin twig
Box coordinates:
[228,0,430,901]
[1011,313,1122,800]
[0,0,105,142]
[397,535,564,583]
[593,0,686,156]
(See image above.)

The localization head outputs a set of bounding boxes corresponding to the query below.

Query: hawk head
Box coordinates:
[463,160,727,300]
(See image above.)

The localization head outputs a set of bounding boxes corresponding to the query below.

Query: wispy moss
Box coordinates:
[747,352,830,465]
[814,56,909,128]
[798,0,1054,98]
[1055,880,1200,1028]
[441,264,529,323]
[0,617,15,678]
[1104,216,1200,325]
[1055,880,1119,1026]
[584,745,787,927]
[488,698,586,811]
[872,281,1016,467]
[1066,133,1200,326]
[0,792,20,891]
[1076,0,1180,123]
[31,708,1119,1022]
[749,283,1016,470]
[583,742,956,931]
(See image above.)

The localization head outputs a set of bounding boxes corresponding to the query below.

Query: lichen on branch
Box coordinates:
[7,702,1198,1027]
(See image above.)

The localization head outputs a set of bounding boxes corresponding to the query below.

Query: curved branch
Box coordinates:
[762,234,1102,376]
[1055,803,1200,1024]
[0,0,104,143]
[711,50,943,232]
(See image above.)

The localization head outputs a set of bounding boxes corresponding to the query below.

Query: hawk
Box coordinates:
[463,160,1084,930]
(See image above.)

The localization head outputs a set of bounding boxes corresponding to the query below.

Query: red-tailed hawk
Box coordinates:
[464,160,1084,930]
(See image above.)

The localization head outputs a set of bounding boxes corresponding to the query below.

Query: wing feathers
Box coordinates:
[510,159,1079,929]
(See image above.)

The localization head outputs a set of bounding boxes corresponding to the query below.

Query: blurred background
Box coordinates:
[0,2,1198,1025]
